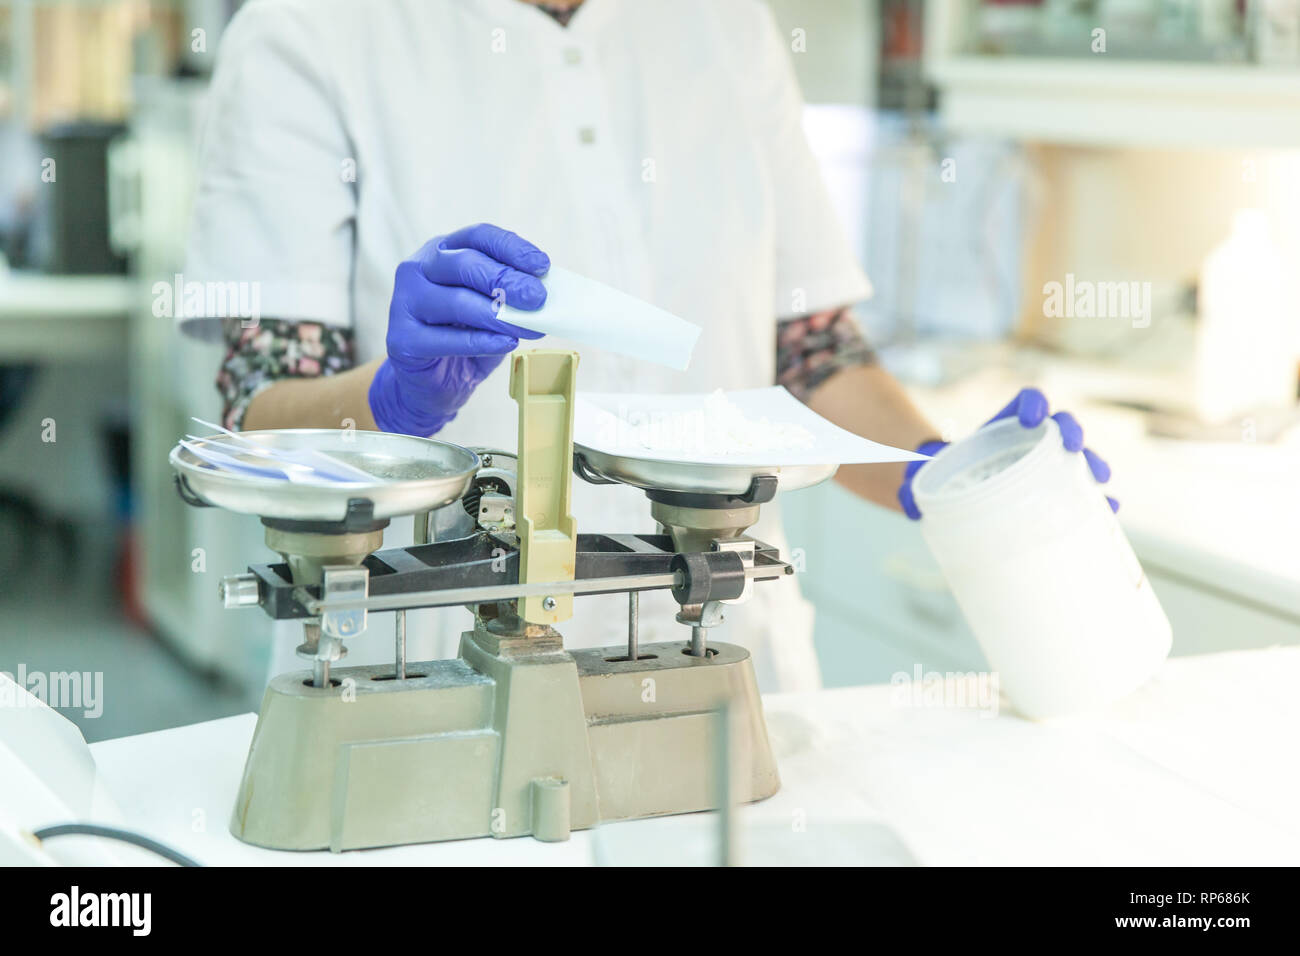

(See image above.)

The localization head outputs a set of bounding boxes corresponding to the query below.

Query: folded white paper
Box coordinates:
[499,266,701,371]
[575,386,931,466]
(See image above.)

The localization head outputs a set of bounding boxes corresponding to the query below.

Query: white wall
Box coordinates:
[767,0,878,106]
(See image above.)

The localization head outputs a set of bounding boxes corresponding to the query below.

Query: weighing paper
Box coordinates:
[498,267,701,371]
[574,386,931,466]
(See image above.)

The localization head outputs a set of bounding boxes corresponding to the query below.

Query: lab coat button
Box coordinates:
[578,126,596,144]
[563,47,582,65]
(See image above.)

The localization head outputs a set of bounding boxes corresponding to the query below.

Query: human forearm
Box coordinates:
[224,226,547,437]
[242,357,383,431]
[805,364,940,511]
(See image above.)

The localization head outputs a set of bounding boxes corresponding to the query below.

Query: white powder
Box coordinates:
[940,447,1030,492]
[623,389,816,457]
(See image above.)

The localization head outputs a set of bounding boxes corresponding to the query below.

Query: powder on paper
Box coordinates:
[618,390,816,457]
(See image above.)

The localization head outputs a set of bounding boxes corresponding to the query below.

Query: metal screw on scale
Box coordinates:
[677,601,726,657]
[219,573,260,609]
[296,621,346,688]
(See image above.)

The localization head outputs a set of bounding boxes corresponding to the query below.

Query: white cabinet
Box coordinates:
[120,78,273,687]
[783,481,987,687]
[1147,568,1300,656]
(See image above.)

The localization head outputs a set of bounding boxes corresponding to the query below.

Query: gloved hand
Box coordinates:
[368,223,549,436]
[898,387,1116,520]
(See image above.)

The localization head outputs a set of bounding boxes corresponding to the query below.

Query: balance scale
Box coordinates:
[171,351,838,852]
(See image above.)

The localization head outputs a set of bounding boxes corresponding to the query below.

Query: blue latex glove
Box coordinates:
[898,387,1117,520]
[368,223,549,436]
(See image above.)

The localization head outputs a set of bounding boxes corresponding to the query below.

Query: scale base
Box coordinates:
[230,630,780,852]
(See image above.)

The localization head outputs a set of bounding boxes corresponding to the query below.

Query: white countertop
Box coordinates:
[86,647,1300,866]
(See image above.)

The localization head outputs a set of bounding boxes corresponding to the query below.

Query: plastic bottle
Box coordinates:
[1195,208,1292,424]
[913,416,1171,719]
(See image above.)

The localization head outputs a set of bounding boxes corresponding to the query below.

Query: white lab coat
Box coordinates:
[184,0,871,692]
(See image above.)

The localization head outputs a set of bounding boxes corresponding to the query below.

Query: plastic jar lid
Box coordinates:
[912,417,1060,519]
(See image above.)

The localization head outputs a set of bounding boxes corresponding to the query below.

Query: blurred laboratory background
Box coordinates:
[2,0,1297,742]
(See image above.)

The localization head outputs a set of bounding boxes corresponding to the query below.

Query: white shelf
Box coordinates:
[921,1,1300,149]
[0,273,133,361]
[928,55,1300,149]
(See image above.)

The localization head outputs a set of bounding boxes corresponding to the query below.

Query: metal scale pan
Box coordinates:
[170,429,481,523]
[572,443,838,497]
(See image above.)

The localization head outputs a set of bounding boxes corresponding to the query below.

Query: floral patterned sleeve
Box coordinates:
[775,306,877,402]
[217,319,356,430]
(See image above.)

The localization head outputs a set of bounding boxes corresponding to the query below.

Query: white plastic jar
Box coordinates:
[912,417,1171,719]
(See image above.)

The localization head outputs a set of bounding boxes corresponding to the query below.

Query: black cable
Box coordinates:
[32,823,202,867]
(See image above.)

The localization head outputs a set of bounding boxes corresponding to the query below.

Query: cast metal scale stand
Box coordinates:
[172,351,834,852]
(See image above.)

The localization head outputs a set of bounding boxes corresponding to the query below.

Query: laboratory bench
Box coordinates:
[18,345,1298,866]
[82,645,1300,866]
